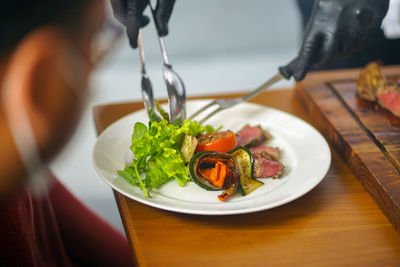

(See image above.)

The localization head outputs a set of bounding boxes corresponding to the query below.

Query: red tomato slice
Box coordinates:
[196,131,237,153]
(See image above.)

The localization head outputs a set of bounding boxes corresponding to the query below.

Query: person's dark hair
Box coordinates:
[0,0,91,56]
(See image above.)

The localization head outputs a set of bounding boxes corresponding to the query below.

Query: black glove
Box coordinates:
[110,0,176,48]
[279,0,389,81]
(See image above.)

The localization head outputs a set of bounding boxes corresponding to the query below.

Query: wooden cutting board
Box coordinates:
[295,65,400,233]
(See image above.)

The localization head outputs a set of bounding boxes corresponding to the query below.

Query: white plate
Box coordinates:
[93,100,331,215]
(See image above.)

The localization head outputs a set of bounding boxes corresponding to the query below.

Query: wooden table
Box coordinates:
[94,89,400,266]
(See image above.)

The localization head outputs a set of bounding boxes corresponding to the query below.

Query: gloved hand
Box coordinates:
[110,0,176,48]
[279,0,389,81]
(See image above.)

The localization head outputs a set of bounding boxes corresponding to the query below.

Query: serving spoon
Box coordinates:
[148,0,186,124]
[138,29,155,114]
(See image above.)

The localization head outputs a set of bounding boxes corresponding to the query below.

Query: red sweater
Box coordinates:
[0,177,134,266]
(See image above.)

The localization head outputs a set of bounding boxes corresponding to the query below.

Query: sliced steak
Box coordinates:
[250,146,280,162]
[253,158,283,178]
[377,83,400,117]
[250,146,283,178]
[357,62,400,117]
[235,124,271,147]
[236,125,284,178]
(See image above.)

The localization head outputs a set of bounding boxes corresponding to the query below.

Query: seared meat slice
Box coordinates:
[236,125,284,178]
[357,62,400,117]
[250,146,280,162]
[357,62,386,101]
[377,82,400,117]
[250,145,283,178]
[253,157,283,178]
[235,124,271,147]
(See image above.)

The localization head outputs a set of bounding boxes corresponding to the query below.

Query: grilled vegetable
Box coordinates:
[218,184,238,201]
[181,134,198,163]
[189,146,263,200]
[196,130,237,153]
[229,146,263,196]
[189,151,240,191]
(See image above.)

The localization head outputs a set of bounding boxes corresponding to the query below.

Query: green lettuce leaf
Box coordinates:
[119,119,216,196]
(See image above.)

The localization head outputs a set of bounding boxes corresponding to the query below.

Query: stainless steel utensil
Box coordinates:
[138,29,155,113]
[149,0,186,124]
[189,72,284,124]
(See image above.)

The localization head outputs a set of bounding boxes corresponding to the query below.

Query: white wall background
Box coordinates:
[50,0,301,232]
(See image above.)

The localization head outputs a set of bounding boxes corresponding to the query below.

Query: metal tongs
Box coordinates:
[138,30,155,113]
[141,0,285,124]
[139,0,186,124]
[189,73,284,124]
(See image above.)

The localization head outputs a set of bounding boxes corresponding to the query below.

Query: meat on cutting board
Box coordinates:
[357,62,400,116]
[376,83,400,117]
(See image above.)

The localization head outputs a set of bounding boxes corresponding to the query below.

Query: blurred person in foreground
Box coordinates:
[110,0,389,82]
[0,0,133,265]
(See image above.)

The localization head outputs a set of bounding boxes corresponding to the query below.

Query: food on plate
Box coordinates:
[235,124,272,147]
[118,109,285,201]
[230,147,264,197]
[117,119,215,197]
[250,146,280,162]
[189,150,240,201]
[189,147,265,201]
[181,134,198,163]
[357,62,400,116]
[195,130,237,153]
[251,146,284,178]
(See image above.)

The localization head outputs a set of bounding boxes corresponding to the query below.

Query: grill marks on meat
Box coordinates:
[250,146,283,178]
[235,124,271,147]
[357,62,400,117]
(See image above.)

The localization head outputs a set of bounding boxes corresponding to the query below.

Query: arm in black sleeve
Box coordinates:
[280,0,389,81]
